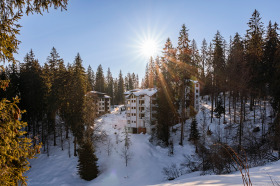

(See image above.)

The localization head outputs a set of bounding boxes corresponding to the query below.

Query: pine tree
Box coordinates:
[71,53,87,147]
[0,1,66,184]
[113,78,118,105]
[148,57,155,88]
[245,9,264,110]
[95,64,105,92]
[105,68,114,101]
[86,65,95,91]
[45,47,64,146]
[214,96,225,125]
[200,38,208,81]
[144,63,149,88]
[177,24,192,146]
[189,117,199,142]
[117,70,124,104]
[263,21,279,92]
[19,50,44,137]
[77,138,98,181]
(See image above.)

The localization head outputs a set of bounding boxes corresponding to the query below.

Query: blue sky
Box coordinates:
[16,0,280,79]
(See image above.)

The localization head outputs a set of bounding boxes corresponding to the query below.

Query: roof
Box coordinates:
[90,91,106,95]
[125,88,157,98]
[87,91,111,99]
[124,89,141,95]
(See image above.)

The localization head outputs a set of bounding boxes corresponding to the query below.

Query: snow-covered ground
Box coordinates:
[26,103,280,186]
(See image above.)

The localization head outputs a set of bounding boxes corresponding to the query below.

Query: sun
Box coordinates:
[140,39,159,58]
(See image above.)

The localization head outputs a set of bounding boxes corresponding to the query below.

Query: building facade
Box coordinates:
[124,81,200,134]
[185,80,200,117]
[124,88,157,134]
[87,91,111,116]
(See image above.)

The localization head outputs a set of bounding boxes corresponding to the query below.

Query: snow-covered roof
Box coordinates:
[87,91,111,99]
[90,91,105,95]
[124,89,141,95]
[104,95,111,99]
[125,88,157,98]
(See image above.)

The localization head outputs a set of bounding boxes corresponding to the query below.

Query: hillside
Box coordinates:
[26,97,280,186]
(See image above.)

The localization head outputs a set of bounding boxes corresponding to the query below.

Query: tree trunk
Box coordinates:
[253,99,256,123]
[180,83,185,146]
[74,136,77,156]
[243,96,246,122]
[233,96,236,123]
[60,125,63,151]
[239,96,243,153]
[229,93,231,125]
[223,91,226,124]
[65,124,69,139]
[211,92,214,123]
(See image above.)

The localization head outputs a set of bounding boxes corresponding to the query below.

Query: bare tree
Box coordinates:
[120,127,132,167]
[106,137,112,156]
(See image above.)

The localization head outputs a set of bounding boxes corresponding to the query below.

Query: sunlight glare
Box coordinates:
[140,39,158,58]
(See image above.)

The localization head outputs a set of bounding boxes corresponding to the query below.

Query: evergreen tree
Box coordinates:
[189,117,200,142]
[71,53,87,142]
[77,139,98,181]
[148,57,155,88]
[95,64,105,92]
[263,21,279,92]
[200,38,208,81]
[144,63,149,88]
[177,24,192,146]
[86,65,95,91]
[19,50,44,137]
[45,47,64,146]
[190,39,200,77]
[245,9,264,110]
[117,70,124,104]
[106,68,114,101]
[214,97,225,125]
[113,78,118,105]
[0,1,66,184]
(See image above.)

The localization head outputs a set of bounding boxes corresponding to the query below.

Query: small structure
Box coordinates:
[124,88,157,134]
[87,91,111,116]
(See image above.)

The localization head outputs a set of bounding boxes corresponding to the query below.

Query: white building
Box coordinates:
[124,88,157,134]
[87,91,111,116]
[185,80,200,117]
[124,81,200,134]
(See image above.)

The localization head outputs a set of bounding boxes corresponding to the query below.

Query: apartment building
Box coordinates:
[124,81,200,134]
[87,91,111,115]
[185,80,200,117]
[124,88,157,134]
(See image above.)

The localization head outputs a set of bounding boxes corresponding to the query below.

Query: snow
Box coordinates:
[125,88,157,97]
[26,99,280,186]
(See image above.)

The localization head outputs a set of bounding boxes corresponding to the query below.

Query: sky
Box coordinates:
[15,0,280,80]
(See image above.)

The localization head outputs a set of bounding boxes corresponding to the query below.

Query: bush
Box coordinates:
[162,163,181,180]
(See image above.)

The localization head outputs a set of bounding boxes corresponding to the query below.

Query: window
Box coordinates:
[140,113,145,119]
[196,83,198,87]
[127,120,130,124]
[196,95,198,98]
[196,89,198,93]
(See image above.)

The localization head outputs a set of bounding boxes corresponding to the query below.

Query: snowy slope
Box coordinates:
[26,103,280,186]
